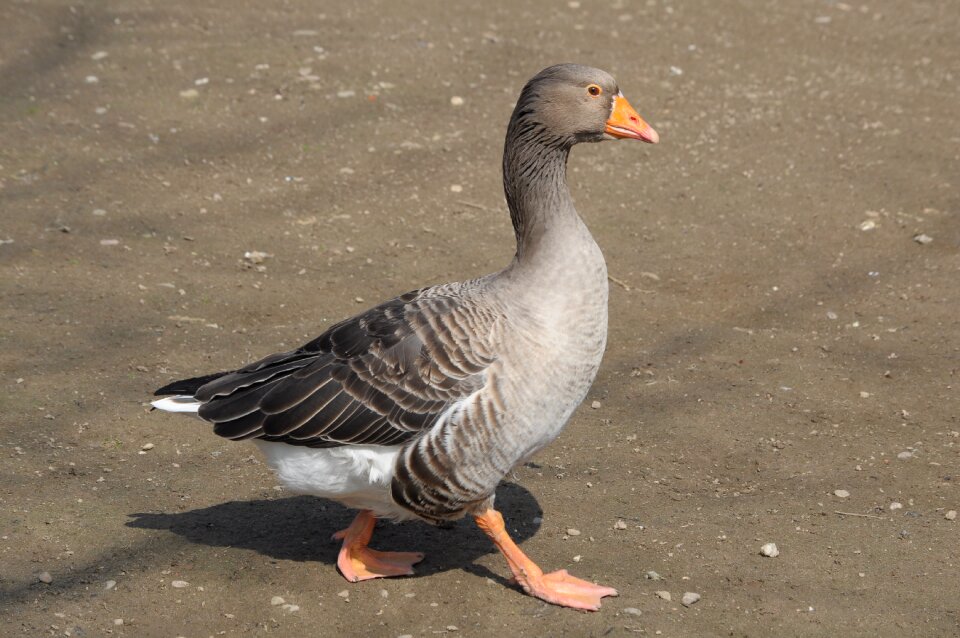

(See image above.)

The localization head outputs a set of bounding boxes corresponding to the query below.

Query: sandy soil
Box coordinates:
[2,0,959,636]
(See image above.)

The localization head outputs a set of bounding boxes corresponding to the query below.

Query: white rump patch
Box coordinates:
[253,441,412,520]
[151,395,202,413]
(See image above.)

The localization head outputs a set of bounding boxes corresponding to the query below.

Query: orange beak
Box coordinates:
[604,94,659,144]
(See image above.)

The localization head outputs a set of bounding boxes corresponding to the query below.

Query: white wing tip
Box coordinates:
[151,395,202,413]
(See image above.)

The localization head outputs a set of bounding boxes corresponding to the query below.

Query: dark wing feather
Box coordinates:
[164,286,494,448]
[213,411,266,440]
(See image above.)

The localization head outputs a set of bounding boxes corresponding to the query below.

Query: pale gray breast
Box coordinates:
[500,236,609,448]
[389,238,610,524]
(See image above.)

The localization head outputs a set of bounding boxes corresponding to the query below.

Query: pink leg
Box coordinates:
[475,508,618,611]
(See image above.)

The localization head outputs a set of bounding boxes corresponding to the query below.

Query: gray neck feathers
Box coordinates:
[502,102,576,261]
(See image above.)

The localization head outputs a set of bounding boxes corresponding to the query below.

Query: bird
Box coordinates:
[152,63,658,611]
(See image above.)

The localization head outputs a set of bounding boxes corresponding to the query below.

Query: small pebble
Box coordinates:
[946,510,957,521]
[644,571,663,581]
[897,451,913,460]
[834,489,850,498]
[623,607,642,616]
[566,528,581,536]
[113,619,123,626]
[450,96,464,106]
[913,233,933,245]
[105,580,117,590]
[91,51,109,60]
[337,90,356,98]
[858,220,876,231]
[141,443,155,451]
[337,590,350,598]
[681,592,701,607]
[38,571,53,584]
[179,88,200,99]
[655,590,671,601]
[889,502,903,511]
[450,184,463,193]
[281,604,300,613]
[760,543,779,558]
[591,400,601,409]
[614,520,627,530]
[171,580,189,588]
[243,250,272,264]
[271,596,285,605]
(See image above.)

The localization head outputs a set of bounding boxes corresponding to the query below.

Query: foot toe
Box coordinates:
[527,570,618,611]
[338,547,425,582]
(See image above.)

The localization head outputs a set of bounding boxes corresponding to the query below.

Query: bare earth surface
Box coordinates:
[2,1,958,636]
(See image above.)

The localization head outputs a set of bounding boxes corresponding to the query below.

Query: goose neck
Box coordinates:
[502,126,577,260]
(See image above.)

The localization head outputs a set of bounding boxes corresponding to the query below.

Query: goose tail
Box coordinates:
[151,395,203,413]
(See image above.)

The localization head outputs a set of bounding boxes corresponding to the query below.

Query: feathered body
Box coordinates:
[156,227,608,522]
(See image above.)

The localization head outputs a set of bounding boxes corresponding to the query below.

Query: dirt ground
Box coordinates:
[2,0,958,636]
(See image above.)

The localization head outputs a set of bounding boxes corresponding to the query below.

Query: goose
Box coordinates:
[152,63,658,611]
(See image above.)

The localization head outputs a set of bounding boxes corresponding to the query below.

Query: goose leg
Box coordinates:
[332,510,425,582]
[474,508,618,611]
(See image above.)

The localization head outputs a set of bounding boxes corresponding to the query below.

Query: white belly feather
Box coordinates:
[152,395,413,519]
[253,441,413,520]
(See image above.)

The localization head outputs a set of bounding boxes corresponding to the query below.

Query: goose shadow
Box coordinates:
[126,481,541,584]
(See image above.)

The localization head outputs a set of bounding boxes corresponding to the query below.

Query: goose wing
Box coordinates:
[159,287,497,448]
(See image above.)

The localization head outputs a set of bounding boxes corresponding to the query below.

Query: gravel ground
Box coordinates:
[2,0,958,636]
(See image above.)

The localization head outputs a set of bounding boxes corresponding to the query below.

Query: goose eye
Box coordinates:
[587,84,602,97]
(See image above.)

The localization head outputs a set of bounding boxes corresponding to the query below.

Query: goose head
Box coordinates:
[511,64,659,148]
